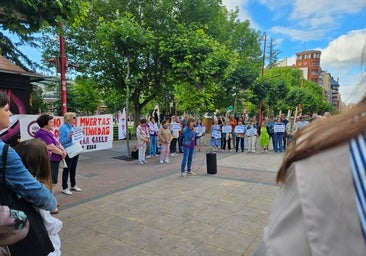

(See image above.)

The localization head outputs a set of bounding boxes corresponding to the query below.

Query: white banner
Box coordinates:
[118,108,127,140]
[19,114,113,153]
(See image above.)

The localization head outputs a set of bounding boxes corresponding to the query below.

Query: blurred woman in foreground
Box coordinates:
[255,93,366,255]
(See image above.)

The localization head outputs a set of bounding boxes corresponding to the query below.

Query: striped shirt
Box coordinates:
[350,134,366,241]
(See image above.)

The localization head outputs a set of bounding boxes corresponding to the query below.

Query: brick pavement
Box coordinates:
[56,140,283,255]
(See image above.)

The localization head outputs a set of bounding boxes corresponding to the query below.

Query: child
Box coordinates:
[15,139,62,256]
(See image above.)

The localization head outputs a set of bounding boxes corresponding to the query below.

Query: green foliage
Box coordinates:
[30,86,48,114]
[249,67,334,117]
[71,77,102,115]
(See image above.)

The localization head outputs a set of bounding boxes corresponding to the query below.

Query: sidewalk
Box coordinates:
[57,140,283,256]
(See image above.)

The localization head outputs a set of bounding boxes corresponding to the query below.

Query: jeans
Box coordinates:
[273,134,284,152]
[148,135,157,156]
[235,137,244,152]
[181,147,195,173]
[62,154,80,189]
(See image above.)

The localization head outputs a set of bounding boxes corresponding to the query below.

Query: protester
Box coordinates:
[254,94,366,255]
[259,120,270,152]
[210,120,221,151]
[180,118,197,177]
[34,114,66,204]
[169,115,180,157]
[14,139,62,256]
[146,117,158,158]
[246,119,257,153]
[234,120,246,152]
[285,116,298,145]
[194,119,206,152]
[158,119,172,164]
[273,117,285,152]
[59,112,82,195]
[136,118,149,165]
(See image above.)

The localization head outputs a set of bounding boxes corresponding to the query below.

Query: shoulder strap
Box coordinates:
[1,144,9,184]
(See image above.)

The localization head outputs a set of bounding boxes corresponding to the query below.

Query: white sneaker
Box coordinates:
[62,188,72,195]
[187,171,197,176]
[180,172,186,177]
[170,153,175,157]
[139,161,145,165]
[160,160,164,164]
[146,155,152,159]
[71,186,82,192]
[143,160,148,164]
[164,159,170,163]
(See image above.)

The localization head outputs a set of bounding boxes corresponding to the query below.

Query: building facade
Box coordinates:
[295,50,322,84]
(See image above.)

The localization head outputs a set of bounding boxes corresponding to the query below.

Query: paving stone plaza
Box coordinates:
[56,140,283,255]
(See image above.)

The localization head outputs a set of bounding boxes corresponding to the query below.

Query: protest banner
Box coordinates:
[19,114,113,153]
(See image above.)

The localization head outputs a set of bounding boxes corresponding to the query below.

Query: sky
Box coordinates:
[222,0,366,104]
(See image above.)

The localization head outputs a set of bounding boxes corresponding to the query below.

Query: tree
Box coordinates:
[71,77,102,115]
[0,0,89,70]
[160,24,232,113]
[45,0,262,127]
[30,86,48,114]
[267,37,280,69]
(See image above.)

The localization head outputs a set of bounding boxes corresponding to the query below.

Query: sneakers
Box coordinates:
[164,159,170,163]
[170,153,175,157]
[71,186,82,192]
[187,171,197,176]
[180,172,186,177]
[139,161,145,165]
[160,160,164,164]
[143,160,148,164]
[62,188,72,195]
[146,155,152,159]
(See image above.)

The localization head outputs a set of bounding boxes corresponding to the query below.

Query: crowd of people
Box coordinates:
[136,110,331,168]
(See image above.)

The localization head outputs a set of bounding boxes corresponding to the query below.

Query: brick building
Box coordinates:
[295,50,322,83]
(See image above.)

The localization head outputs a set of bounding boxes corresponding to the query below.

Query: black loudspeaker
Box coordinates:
[206,152,217,174]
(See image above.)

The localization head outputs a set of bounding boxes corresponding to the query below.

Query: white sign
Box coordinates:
[118,108,127,140]
[234,125,245,133]
[222,125,232,133]
[211,130,221,139]
[72,127,84,144]
[274,124,285,133]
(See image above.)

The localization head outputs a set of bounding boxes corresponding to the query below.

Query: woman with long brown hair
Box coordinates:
[255,94,366,255]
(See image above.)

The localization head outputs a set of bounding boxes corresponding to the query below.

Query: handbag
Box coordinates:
[0,145,54,256]
[58,158,68,169]
[65,142,83,158]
